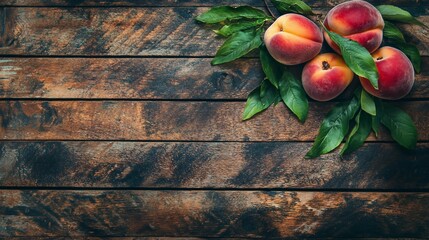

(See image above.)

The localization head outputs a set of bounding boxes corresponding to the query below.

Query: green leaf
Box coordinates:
[371,98,382,137]
[381,102,418,149]
[271,0,314,15]
[214,19,266,37]
[382,21,421,73]
[242,86,271,120]
[383,21,405,43]
[372,115,381,137]
[273,94,282,106]
[376,5,424,26]
[340,110,372,155]
[390,42,421,73]
[196,6,270,24]
[324,28,379,90]
[260,79,279,107]
[361,90,376,116]
[212,29,262,65]
[279,70,308,122]
[260,46,284,89]
[306,95,360,158]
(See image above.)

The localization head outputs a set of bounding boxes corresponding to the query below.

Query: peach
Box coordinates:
[324,0,384,54]
[302,53,354,101]
[360,46,414,100]
[264,13,323,65]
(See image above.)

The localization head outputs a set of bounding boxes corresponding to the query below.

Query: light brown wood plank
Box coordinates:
[1,190,428,237]
[0,57,427,99]
[0,0,425,7]
[0,101,427,141]
[0,7,427,56]
[0,141,428,189]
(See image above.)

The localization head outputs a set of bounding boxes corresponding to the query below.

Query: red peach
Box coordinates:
[264,13,323,65]
[360,46,414,100]
[302,53,354,101]
[324,0,384,54]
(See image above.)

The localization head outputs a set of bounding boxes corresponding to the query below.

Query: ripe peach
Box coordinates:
[302,53,354,101]
[360,46,414,100]
[264,13,323,65]
[324,0,384,54]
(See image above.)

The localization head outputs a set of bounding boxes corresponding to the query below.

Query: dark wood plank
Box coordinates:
[0,238,246,240]
[1,141,428,189]
[3,238,408,240]
[0,0,425,7]
[0,7,222,56]
[0,7,427,56]
[1,190,428,237]
[0,58,262,99]
[1,238,215,240]
[0,101,428,141]
[0,57,428,99]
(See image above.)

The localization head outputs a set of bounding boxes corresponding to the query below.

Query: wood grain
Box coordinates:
[1,141,428,189]
[0,57,428,99]
[0,7,427,56]
[0,101,428,141]
[0,0,425,7]
[1,190,429,237]
[0,1,427,239]
[0,58,262,99]
[0,238,215,240]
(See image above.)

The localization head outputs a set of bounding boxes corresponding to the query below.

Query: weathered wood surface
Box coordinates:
[0,58,261,100]
[0,57,428,99]
[1,190,429,237]
[0,1,428,238]
[0,0,425,7]
[1,141,428,189]
[0,101,428,141]
[0,238,221,240]
[0,238,231,240]
[0,7,427,56]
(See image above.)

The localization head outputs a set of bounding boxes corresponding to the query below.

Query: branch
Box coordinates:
[264,0,276,18]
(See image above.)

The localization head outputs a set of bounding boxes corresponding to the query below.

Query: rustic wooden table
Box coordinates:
[0,0,428,238]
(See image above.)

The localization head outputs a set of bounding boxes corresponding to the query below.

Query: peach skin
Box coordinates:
[360,46,414,100]
[264,13,323,65]
[302,53,354,101]
[324,0,384,54]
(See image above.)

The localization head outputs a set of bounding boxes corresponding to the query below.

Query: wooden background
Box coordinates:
[0,0,429,238]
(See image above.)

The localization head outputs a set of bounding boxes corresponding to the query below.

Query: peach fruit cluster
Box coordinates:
[263,0,415,101]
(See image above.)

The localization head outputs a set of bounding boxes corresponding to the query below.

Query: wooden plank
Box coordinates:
[4,238,420,240]
[0,238,244,240]
[0,58,262,100]
[0,57,428,99]
[1,190,428,237]
[0,0,425,7]
[0,238,215,240]
[0,237,218,240]
[1,141,428,189]
[0,7,427,56]
[0,101,428,141]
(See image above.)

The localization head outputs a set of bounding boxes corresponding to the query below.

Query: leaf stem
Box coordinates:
[263,0,276,18]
